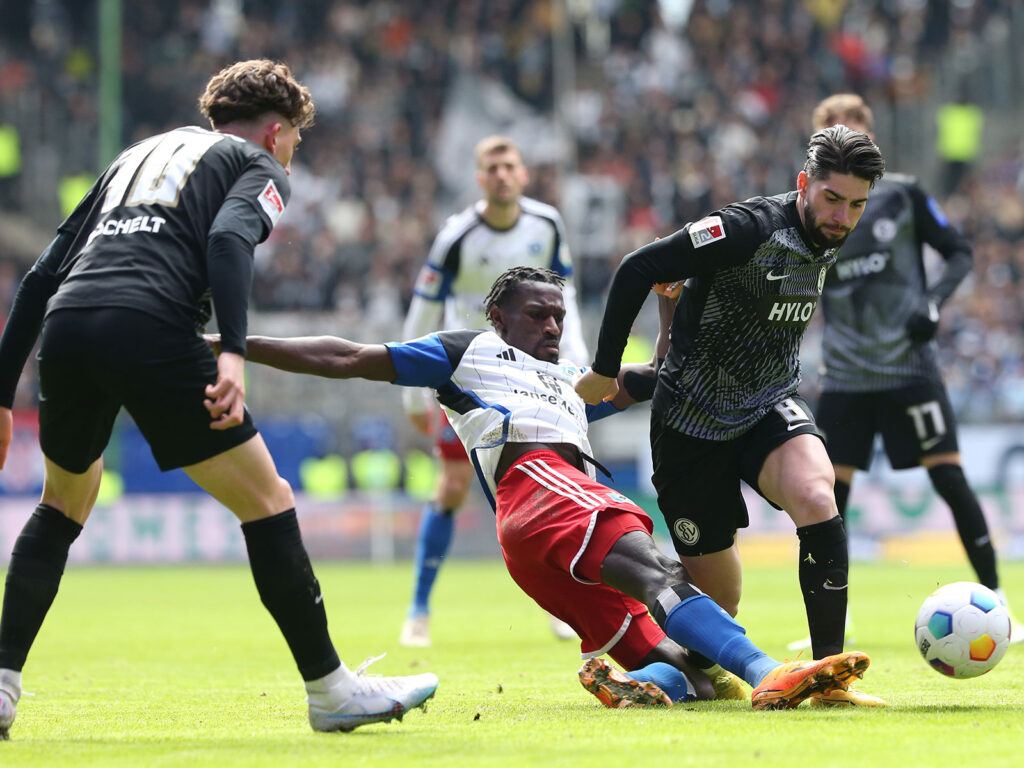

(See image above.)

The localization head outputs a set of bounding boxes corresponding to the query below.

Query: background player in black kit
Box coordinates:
[801,94,1022,647]
[576,126,887,706]
[0,59,437,739]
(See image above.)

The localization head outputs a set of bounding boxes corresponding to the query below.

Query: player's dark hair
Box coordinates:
[803,124,885,186]
[484,266,566,321]
[199,59,315,129]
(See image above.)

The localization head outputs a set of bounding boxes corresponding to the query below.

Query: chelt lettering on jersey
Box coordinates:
[85,215,167,248]
[259,179,285,226]
[688,216,726,249]
[757,296,818,326]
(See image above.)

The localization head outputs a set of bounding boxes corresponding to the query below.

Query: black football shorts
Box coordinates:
[38,307,257,473]
[816,379,959,470]
[650,394,824,557]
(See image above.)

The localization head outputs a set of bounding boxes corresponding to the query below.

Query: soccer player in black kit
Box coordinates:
[0,59,437,739]
[576,125,887,706]
[802,94,1022,647]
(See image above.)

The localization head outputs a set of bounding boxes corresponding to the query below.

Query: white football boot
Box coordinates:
[308,655,438,733]
[0,670,21,741]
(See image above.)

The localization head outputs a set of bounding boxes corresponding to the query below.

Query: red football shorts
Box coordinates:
[436,409,469,462]
[494,449,667,669]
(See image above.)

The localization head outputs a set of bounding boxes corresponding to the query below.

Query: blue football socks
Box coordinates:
[627,662,695,702]
[661,592,779,686]
[409,504,455,616]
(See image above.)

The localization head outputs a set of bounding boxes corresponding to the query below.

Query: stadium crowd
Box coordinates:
[1,0,1023,421]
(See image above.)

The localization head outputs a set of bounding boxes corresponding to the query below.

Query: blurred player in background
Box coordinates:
[576,126,887,706]
[220,266,876,710]
[399,136,587,647]
[0,59,436,739]
[793,93,1022,649]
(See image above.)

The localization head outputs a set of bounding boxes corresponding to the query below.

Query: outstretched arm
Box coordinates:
[212,334,399,382]
[586,292,677,418]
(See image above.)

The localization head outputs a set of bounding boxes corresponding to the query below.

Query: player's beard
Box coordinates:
[803,197,851,249]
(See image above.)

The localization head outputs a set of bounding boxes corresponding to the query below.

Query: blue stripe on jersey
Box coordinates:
[470,396,511,511]
[585,400,623,422]
[386,334,456,388]
[926,196,949,227]
[412,264,455,302]
[549,247,572,277]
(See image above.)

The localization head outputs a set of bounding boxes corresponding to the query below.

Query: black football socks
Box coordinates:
[796,516,849,659]
[0,504,82,671]
[242,510,340,681]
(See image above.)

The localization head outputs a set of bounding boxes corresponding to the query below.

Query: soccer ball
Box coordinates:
[914,581,1011,678]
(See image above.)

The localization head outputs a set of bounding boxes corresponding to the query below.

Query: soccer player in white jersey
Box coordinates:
[210,266,878,711]
[399,136,587,646]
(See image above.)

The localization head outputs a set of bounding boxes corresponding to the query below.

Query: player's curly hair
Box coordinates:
[804,124,885,187]
[484,266,566,322]
[199,59,315,129]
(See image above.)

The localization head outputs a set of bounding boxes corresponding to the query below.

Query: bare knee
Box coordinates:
[788,482,838,526]
[270,476,296,513]
[235,476,295,521]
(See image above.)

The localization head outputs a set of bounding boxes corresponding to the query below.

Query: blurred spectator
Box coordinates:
[2,0,1024,423]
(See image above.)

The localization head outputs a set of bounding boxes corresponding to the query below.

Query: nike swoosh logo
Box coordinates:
[787,422,811,431]
[921,435,944,450]
[314,594,323,604]
[822,582,848,591]
[766,270,789,281]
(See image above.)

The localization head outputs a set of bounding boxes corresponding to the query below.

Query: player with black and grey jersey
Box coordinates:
[576,125,886,702]
[46,125,291,343]
[646,192,837,440]
[819,172,968,392]
[808,93,1022,646]
[0,60,439,740]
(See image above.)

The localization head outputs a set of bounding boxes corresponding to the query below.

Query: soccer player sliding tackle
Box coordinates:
[209,266,876,710]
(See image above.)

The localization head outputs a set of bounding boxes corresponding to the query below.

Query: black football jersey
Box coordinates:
[45,125,289,330]
[819,174,968,391]
[593,191,837,440]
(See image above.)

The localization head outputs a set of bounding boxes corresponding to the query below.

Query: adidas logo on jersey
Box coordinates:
[497,348,517,361]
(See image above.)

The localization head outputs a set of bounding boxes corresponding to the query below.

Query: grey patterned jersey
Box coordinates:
[593,191,837,440]
[819,174,971,392]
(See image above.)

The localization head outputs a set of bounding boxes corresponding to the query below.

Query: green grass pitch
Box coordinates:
[2,558,1024,766]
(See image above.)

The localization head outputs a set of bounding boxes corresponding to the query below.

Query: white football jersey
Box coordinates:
[401,196,587,414]
[387,329,616,506]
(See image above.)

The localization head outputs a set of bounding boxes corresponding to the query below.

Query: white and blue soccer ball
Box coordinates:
[914,581,1011,679]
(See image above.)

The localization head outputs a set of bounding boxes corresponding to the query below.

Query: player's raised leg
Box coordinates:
[185,435,438,731]
[600,530,870,710]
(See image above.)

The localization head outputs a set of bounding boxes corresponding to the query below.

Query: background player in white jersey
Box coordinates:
[211,266,876,711]
[796,94,1022,648]
[0,60,436,739]
[399,136,587,646]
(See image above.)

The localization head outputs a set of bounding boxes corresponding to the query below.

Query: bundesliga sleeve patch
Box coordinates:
[258,179,285,227]
[413,266,445,300]
[688,215,726,249]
